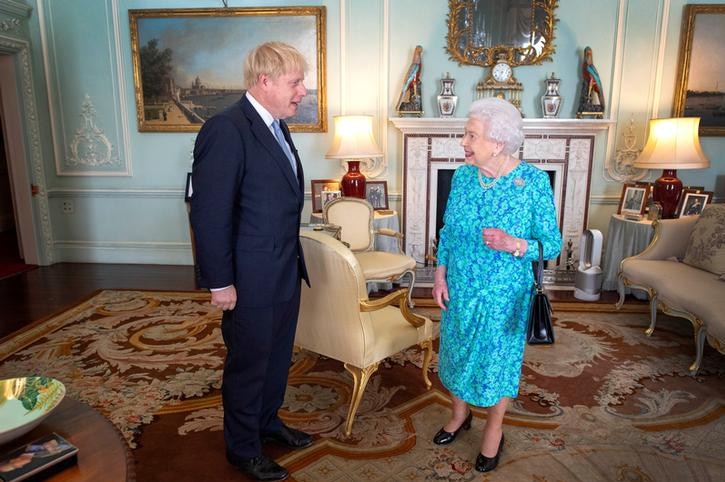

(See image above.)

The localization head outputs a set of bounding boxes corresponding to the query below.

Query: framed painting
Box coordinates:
[365,181,389,210]
[618,183,650,216]
[129,6,326,133]
[310,179,340,213]
[672,4,725,136]
[676,190,713,217]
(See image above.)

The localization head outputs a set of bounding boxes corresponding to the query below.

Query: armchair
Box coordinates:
[296,230,433,436]
[323,197,417,306]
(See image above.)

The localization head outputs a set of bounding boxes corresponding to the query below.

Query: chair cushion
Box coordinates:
[356,251,416,280]
[682,204,725,276]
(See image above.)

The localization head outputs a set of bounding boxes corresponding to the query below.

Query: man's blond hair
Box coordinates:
[244,42,308,89]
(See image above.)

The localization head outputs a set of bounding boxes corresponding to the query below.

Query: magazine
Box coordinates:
[0,433,78,482]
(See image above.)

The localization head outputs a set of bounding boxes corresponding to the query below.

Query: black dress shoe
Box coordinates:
[432,410,473,445]
[475,433,505,473]
[234,455,289,481]
[262,424,313,449]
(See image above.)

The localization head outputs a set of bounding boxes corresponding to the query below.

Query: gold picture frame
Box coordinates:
[129,6,326,133]
[672,4,725,136]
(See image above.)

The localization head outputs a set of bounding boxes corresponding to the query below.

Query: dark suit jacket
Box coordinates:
[190,95,309,308]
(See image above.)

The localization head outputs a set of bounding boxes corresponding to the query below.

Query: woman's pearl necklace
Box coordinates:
[477,156,508,190]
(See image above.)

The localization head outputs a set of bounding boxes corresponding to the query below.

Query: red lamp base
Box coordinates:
[341,160,366,198]
[653,169,682,219]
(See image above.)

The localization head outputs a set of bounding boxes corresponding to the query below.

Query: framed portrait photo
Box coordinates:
[677,190,713,217]
[129,6,327,133]
[311,179,340,213]
[672,4,725,136]
[618,183,650,216]
[365,181,389,210]
[321,190,341,210]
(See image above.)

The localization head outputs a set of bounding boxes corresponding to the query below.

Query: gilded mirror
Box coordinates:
[447,0,558,67]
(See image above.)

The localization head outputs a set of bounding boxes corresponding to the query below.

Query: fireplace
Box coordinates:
[390,117,613,266]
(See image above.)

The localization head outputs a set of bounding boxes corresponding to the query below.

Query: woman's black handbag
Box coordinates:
[526,240,555,345]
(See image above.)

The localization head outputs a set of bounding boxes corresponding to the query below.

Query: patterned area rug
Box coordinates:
[1,290,723,481]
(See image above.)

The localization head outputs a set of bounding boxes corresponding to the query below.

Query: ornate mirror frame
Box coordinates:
[446,0,558,67]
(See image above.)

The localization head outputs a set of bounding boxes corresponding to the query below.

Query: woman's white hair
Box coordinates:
[467,98,524,155]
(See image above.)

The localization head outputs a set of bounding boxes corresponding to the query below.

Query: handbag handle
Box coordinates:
[533,239,544,293]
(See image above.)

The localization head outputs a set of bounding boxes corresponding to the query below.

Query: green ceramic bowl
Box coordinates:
[0,377,66,445]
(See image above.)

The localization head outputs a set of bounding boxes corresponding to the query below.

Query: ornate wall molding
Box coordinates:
[0,35,54,264]
[0,17,20,32]
[66,94,120,168]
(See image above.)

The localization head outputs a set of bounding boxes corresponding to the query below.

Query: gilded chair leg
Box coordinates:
[690,326,707,376]
[615,274,626,309]
[645,294,658,336]
[342,362,379,436]
[419,339,433,389]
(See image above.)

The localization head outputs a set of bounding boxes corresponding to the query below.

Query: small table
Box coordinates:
[310,210,401,253]
[601,214,655,298]
[0,398,132,481]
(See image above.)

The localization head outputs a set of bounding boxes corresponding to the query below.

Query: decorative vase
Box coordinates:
[437,73,458,117]
[541,73,562,118]
[341,160,366,198]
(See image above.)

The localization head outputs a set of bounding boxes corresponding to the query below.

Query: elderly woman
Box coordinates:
[432,98,561,472]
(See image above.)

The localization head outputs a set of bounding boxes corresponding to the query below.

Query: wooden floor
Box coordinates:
[0,263,632,341]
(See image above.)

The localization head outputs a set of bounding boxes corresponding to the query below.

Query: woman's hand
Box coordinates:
[432,266,449,310]
[482,227,522,255]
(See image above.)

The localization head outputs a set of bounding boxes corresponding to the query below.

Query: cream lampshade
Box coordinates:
[632,117,710,218]
[325,115,383,198]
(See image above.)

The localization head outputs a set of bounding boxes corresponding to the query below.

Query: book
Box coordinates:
[0,433,78,482]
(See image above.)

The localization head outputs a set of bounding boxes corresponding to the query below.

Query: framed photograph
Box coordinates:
[184,172,193,202]
[311,179,340,213]
[0,432,78,481]
[618,183,650,215]
[365,181,389,210]
[677,190,713,217]
[672,4,725,136]
[129,7,326,133]
[321,190,341,210]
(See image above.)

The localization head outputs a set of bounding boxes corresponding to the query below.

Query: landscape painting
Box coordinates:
[673,5,725,136]
[129,7,326,132]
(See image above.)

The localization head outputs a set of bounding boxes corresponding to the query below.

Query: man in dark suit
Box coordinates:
[190,42,311,481]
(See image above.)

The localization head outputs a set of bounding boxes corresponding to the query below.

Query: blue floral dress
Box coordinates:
[436,162,562,407]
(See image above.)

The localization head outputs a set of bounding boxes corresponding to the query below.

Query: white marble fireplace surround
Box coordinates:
[390,117,613,266]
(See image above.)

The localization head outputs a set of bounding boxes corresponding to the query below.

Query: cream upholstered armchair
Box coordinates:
[296,230,433,436]
[323,197,417,307]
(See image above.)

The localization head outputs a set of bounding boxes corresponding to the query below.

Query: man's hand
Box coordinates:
[211,285,237,311]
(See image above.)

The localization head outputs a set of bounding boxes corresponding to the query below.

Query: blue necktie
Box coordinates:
[272,120,297,176]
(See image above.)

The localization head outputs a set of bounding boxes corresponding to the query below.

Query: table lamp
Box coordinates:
[325,115,383,198]
[632,117,709,218]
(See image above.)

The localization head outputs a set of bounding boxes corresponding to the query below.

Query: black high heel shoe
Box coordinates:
[432,410,473,445]
[475,433,505,473]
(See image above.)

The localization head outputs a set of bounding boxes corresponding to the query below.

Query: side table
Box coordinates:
[601,214,655,298]
[0,397,132,481]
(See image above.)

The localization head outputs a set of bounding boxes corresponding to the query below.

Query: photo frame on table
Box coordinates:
[672,4,725,136]
[365,180,389,210]
[618,183,650,216]
[676,190,713,217]
[321,190,341,210]
[129,6,326,133]
[311,179,340,213]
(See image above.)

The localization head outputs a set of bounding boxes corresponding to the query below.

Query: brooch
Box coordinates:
[514,177,525,187]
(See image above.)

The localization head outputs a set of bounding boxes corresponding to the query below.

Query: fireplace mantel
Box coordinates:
[390,117,615,266]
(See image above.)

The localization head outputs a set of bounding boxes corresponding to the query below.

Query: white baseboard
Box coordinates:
[54,240,194,265]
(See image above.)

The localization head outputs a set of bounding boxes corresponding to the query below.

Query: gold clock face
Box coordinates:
[492,62,512,83]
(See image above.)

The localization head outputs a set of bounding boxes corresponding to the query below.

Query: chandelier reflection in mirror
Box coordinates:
[446,0,559,67]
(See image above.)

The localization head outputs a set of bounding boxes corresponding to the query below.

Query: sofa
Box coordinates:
[616,204,725,374]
